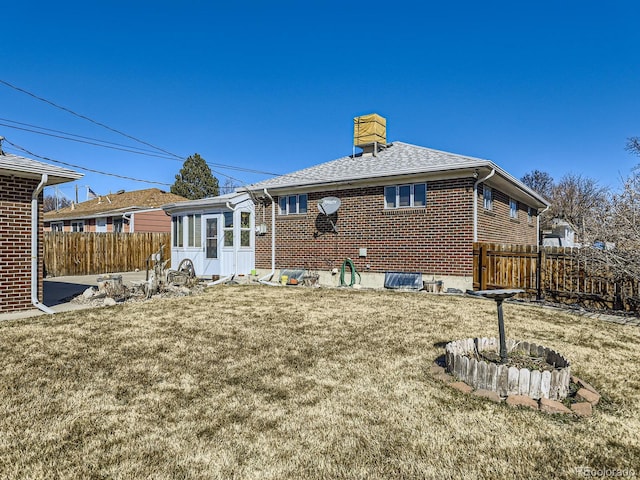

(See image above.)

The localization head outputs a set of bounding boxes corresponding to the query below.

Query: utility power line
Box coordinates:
[0,78,183,160]
[4,139,172,186]
[1,79,358,189]
[0,117,177,158]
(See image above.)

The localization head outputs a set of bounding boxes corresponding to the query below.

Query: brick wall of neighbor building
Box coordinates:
[255,180,539,280]
[255,178,479,277]
[477,185,538,245]
[0,175,44,313]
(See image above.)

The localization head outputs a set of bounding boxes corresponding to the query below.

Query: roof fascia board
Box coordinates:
[162,193,251,214]
[482,165,549,208]
[44,206,162,222]
[0,168,82,185]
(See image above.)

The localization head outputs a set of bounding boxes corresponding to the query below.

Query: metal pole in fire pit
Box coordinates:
[467,289,523,364]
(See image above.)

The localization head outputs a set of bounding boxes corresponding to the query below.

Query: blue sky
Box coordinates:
[2,1,639,202]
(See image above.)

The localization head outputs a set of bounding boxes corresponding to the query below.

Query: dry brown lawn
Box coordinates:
[1,285,639,479]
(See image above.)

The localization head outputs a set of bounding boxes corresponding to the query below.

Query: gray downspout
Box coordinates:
[31,174,55,314]
[473,169,495,242]
[259,188,278,285]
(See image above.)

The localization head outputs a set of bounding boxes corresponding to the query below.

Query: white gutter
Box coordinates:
[537,205,550,246]
[259,188,279,285]
[473,169,495,242]
[32,174,55,314]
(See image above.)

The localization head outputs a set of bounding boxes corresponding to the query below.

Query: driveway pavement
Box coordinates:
[0,271,148,321]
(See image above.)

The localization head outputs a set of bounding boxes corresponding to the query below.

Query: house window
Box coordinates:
[278,194,308,215]
[510,198,518,219]
[528,207,534,224]
[224,212,234,247]
[113,218,124,233]
[50,222,63,232]
[483,186,493,210]
[384,183,427,209]
[173,216,183,247]
[71,220,84,232]
[240,211,251,247]
[187,214,202,247]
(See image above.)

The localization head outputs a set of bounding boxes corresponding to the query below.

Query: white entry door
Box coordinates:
[201,215,221,276]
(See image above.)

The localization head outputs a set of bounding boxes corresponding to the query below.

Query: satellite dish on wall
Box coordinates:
[318,197,341,216]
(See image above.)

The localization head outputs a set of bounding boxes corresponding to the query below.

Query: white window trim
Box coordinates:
[186,214,202,248]
[278,194,308,215]
[173,215,184,248]
[483,186,493,211]
[239,210,252,249]
[510,198,518,219]
[71,220,85,232]
[384,183,427,209]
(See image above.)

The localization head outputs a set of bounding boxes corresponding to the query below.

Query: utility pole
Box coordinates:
[75,184,79,204]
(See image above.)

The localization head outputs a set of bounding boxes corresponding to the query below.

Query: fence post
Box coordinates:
[480,244,488,291]
[536,246,542,301]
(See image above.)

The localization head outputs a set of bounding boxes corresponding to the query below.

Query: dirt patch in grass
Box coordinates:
[0,285,639,479]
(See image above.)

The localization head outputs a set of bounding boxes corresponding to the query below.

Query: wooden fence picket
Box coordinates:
[472,242,640,312]
[44,232,171,277]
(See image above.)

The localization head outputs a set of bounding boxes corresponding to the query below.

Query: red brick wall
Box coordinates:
[0,175,43,313]
[477,184,538,244]
[255,179,539,278]
[255,179,477,277]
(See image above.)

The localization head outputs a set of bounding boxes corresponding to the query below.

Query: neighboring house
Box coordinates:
[0,151,82,314]
[243,116,549,291]
[162,192,255,279]
[542,218,578,247]
[44,188,186,233]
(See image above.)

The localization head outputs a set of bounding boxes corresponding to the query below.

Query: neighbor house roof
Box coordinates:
[0,153,83,185]
[244,141,549,208]
[45,188,187,221]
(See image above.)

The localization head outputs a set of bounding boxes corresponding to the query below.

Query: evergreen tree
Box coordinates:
[171,153,219,200]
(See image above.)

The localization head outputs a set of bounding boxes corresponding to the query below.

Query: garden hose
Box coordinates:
[339,258,361,287]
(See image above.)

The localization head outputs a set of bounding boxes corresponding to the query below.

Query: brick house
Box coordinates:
[0,152,82,314]
[44,188,186,233]
[245,138,548,291]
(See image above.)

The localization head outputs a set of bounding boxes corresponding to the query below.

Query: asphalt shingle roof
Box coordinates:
[0,153,83,185]
[45,188,187,221]
[246,141,492,191]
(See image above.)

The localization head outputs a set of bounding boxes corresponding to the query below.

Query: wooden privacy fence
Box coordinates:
[44,232,171,277]
[473,242,640,312]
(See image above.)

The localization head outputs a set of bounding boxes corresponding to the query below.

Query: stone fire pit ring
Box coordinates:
[445,338,571,401]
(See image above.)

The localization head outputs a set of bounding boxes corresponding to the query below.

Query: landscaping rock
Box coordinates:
[571,402,593,417]
[83,287,95,299]
[572,376,599,395]
[540,398,572,414]
[450,382,473,394]
[103,297,117,307]
[506,395,539,410]
[576,387,600,406]
[472,389,502,403]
